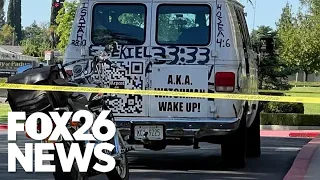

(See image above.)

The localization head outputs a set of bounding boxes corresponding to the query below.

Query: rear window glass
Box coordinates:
[91,3,146,45]
[156,4,211,46]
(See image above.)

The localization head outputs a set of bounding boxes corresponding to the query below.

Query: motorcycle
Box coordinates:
[6,42,131,180]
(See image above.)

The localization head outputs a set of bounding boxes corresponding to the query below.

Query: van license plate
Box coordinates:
[134,125,164,140]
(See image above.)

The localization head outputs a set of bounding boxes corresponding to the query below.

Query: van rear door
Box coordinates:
[148,0,216,118]
[90,1,152,117]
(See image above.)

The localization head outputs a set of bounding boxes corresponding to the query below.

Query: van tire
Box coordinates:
[221,104,248,168]
[246,103,261,158]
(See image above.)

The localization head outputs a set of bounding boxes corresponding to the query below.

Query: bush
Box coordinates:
[263,102,304,113]
[258,92,286,96]
[261,113,320,126]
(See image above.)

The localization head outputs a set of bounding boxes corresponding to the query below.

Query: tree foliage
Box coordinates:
[0,0,5,28]
[251,25,294,90]
[277,2,320,81]
[14,0,22,43]
[7,0,14,28]
[55,0,78,52]
[20,21,51,60]
[7,0,22,44]
[0,24,16,45]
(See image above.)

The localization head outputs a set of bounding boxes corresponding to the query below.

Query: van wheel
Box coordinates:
[246,103,261,158]
[221,104,248,168]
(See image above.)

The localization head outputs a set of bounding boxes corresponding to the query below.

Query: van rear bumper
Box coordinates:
[115,117,240,139]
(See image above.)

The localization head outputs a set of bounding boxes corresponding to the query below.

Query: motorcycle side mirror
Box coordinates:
[111,41,118,50]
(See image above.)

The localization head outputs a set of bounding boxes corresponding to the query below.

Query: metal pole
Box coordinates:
[252,0,257,31]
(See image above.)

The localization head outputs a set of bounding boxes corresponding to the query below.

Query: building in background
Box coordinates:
[0,45,39,77]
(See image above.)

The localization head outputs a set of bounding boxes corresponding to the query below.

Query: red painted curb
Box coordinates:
[283,135,320,180]
[0,124,7,130]
[261,130,320,138]
[290,132,320,138]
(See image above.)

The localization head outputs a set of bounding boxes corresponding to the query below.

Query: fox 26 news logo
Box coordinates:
[7,110,117,173]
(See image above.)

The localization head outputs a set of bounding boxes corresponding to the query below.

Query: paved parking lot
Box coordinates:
[0,131,311,180]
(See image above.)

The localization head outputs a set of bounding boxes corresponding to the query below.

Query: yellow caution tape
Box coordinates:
[258,89,320,94]
[0,83,320,104]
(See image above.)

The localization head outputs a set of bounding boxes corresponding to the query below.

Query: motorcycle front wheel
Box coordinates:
[106,152,129,180]
[50,140,89,180]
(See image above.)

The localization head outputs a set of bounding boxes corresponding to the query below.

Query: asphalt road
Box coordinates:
[0,131,311,180]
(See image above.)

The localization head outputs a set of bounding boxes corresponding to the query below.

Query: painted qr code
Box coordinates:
[91,59,146,116]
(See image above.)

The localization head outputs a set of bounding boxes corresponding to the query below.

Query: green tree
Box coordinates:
[251,25,294,90]
[7,0,14,27]
[21,21,51,60]
[0,24,16,45]
[55,0,78,52]
[0,0,5,28]
[14,0,22,43]
[277,2,320,81]
[7,0,22,44]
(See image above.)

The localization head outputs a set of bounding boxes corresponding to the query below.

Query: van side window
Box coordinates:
[233,6,250,75]
[234,7,250,48]
[156,4,211,46]
[91,3,146,45]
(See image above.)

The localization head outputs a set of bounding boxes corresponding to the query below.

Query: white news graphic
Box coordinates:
[7,110,117,173]
[150,65,209,117]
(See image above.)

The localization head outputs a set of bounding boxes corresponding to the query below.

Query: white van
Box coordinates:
[64,0,270,168]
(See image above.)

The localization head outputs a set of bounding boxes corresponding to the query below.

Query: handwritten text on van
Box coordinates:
[71,2,88,47]
[216,3,231,48]
[108,46,211,65]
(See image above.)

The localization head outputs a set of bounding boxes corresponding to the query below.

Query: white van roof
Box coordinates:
[80,0,245,7]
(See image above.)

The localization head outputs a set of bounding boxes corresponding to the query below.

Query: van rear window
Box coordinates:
[91,3,146,45]
[156,4,211,46]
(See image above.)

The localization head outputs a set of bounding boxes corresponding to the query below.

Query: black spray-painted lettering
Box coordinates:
[167,75,191,85]
[154,88,205,99]
[158,102,184,112]
[216,5,224,38]
[110,46,210,65]
[158,102,200,112]
[72,3,87,46]
[186,103,201,112]
[216,3,230,48]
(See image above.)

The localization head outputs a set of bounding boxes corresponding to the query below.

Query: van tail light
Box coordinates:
[215,72,235,92]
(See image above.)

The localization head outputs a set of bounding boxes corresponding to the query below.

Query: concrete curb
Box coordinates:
[260,125,320,131]
[283,135,320,180]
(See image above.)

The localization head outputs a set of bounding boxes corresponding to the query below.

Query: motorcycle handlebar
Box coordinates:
[68,54,115,82]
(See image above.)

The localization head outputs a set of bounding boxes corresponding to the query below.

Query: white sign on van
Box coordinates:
[150,65,209,117]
